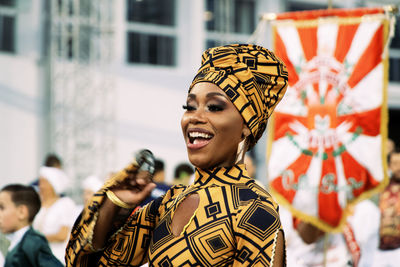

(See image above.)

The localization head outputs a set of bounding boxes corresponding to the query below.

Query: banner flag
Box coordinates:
[267,7,393,232]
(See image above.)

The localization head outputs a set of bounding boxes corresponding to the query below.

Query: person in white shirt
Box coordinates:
[281,199,380,267]
[33,166,76,264]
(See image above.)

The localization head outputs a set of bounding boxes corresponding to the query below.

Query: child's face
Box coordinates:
[0,191,21,234]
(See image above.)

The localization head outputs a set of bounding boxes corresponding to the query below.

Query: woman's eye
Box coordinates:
[208,104,224,112]
[182,104,195,111]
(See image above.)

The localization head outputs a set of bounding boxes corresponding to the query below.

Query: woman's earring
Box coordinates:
[235,138,247,164]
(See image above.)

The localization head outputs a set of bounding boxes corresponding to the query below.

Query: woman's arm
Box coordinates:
[271,230,285,267]
[65,160,156,266]
[233,199,285,266]
[92,182,155,250]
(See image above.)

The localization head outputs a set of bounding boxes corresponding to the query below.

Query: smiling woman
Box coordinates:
[66,44,288,266]
[181,83,249,169]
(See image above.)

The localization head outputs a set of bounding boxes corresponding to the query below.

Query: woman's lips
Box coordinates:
[187,138,212,149]
[187,128,214,150]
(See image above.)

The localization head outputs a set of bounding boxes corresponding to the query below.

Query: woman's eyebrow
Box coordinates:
[187,92,228,100]
[187,94,196,100]
[206,92,228,100]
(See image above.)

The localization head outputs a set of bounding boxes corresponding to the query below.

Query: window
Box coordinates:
[127,32,175,65]
[127,0,174,25]
[126,0,176,66]
[52,0,114,63]
[0,0,14,6]
[205,0,256,49]
[206,0,255,34]
[0,0,16,53]
[287,1,329,12]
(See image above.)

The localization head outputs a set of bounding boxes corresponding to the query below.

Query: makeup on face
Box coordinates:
[181,82,246,169]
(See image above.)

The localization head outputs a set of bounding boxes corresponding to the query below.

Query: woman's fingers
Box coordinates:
[113,181,156,206]
[136,170,153,183]
[122,170,152,188]
[133,182,156,202]
[108,168,155,206]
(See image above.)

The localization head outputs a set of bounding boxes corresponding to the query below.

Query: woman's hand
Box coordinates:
[92,170,156,250]
[92,150,156,250]
[109,149,156,207]
[111,170,156,207]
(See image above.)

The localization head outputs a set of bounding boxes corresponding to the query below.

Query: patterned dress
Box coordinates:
[66,164,284,266]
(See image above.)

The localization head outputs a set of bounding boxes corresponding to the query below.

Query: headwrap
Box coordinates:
[82,175,103,193]
[190,44,288,149]
[39,166,70,195]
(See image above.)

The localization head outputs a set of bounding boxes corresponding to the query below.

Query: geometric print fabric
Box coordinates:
[66,164,284,266]
[191,44,288,149]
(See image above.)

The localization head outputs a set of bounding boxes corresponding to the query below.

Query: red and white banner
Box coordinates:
[267,7,391,232]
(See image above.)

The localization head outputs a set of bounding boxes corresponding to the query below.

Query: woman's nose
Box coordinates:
[189,108,207,124]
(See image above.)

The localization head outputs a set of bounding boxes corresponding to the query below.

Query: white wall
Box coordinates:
[0,54,44,187]
[110,0,206,182]
[0,0,45,188]
[114,73,191,183]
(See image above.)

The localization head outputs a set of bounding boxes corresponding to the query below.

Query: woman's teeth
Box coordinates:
[188,132,213,144]
[189,132,212,139]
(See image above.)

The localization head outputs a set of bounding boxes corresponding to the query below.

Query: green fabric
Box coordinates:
[5,227,63,267]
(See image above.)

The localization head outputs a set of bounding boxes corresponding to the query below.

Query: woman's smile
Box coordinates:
[186,128,214,149]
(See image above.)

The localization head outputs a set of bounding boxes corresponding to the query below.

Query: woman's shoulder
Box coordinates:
[233,180,278,208]
[233,187,282,237]
[234,181,280,220]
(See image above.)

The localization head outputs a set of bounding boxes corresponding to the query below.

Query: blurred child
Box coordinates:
[0,184,63,266]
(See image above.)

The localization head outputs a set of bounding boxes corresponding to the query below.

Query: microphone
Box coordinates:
[135,149,155,175]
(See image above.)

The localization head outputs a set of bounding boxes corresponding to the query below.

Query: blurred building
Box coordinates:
[0,0,399,193]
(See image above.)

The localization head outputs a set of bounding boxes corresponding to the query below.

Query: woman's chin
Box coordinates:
[187,150,238,169]
[187,155,213,170]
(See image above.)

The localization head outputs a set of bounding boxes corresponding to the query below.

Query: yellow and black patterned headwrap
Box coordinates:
[190,44,288,149]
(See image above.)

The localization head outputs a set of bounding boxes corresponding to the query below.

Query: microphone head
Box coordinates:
[135,149,155,175]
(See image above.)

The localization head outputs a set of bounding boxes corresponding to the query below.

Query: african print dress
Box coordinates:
[66,164,284,266]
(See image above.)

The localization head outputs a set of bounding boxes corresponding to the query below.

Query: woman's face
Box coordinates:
[181,82,248,169]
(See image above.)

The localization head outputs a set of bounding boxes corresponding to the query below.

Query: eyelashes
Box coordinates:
[182,104,224,112]
[208,104,224,111]
[182,105,195,111]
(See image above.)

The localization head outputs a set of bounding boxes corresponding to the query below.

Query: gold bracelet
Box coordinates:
[105,190,136,209]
